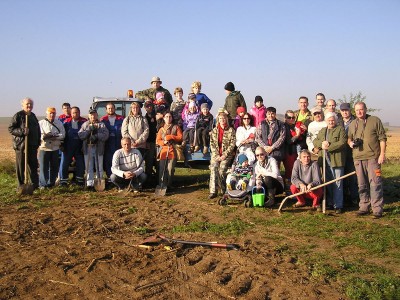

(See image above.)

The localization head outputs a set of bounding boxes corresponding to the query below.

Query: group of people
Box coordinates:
[9,78,387,218]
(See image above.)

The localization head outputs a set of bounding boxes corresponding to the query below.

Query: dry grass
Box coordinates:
[386,126,400,159]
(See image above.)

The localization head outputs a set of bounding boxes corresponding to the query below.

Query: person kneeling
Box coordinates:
[290,149,323,211]
[254,147,284,207]
[110,137,147,192]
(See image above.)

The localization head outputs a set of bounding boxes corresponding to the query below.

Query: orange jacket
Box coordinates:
[156,124,183,160]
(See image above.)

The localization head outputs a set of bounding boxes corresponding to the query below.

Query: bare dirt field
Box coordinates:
[0,119,399,299]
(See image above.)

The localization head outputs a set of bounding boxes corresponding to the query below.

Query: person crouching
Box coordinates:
[110,137,147,192]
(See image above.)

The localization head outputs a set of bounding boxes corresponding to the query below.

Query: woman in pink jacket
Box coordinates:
[249,95,267,128]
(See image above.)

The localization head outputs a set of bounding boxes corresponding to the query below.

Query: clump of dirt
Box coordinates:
[0,188,345,300]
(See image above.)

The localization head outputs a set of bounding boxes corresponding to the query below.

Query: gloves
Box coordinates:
[165,135,174,142]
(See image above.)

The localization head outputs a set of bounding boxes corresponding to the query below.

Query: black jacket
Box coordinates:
[8,110,40,151]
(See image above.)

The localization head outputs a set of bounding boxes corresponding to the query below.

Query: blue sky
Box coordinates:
[1,0,399,125]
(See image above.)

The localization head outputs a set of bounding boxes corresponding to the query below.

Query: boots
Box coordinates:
[265,188,276,207]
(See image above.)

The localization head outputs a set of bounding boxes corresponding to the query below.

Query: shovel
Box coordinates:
[94,145,105,192]
[322,149,327,214]
[19,114,34,195]
[140,234,240,251]
[277,171,356,213]
[155,144,170,196]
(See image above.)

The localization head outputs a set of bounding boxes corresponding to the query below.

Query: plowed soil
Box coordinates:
[1,119,399,299]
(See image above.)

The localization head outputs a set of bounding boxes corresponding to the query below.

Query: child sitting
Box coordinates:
[170,87,186,128]
[194,103,214,154]
[153,92,168,115]
[234,106,246,130]
[226,154,254,191]
[181,100,199,153]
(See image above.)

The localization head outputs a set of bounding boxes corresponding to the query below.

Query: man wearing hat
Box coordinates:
[38,107,66,188]
[135,76,173,109]
[338,102,359,206]
[223,81,246,126]
[306,106,327,156]
[78,109,109,188]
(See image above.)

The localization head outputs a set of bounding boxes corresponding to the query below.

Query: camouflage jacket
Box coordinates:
[135,86,173,106]
[210,125,236,161]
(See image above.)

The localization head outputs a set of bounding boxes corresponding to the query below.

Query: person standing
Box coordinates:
[143,100,158,181]
[78,109,109,188]
[313,112,347,213]
[223,82,246,126]
[249,95,267,128]
[9,97,41,191]
[135,76,173,109]
[58,102,71,124]
[315,93,326,110]
[347,101,386,218]
[38,107,65,188]
[121,102,149,157]
[60,107,87,186]
[306,106,327,156]
[58,102,72,180]
[294,96,313,127]
[208,112,236,199]
[156,112,183,192]
[100,102,124,179]
[255,106,286,164]
[191,81,213,109]
[338,102,359,206]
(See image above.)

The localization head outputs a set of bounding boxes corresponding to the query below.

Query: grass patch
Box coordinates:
[344,274,400,300]
[172,218,253,236]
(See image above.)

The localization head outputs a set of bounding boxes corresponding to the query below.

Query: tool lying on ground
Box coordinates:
[278,171,356,213]
[139,234,240,250]
[19,114,34,195]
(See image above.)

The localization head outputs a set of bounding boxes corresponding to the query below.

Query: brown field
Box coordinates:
[0,118,399,299]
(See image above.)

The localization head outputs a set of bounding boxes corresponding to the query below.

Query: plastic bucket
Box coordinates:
[252,193,265,207]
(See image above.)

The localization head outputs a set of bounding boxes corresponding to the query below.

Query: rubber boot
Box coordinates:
[265,188,276,207]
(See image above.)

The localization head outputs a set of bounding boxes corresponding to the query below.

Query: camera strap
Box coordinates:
[354,117,367,140]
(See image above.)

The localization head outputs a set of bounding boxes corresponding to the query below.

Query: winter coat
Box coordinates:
[121,115,149,149]
[63,117,87,151]
[255,119,286,161]
[210,124,236,162]
[249,105,267,127]
[78,121,109,155]
[196,93,213,109]
[313,125,347,168]
[223,91,246,120]
[156,124,183,160]
[9,110,41,151]
[38,118,66,151]
[135,86,173,106]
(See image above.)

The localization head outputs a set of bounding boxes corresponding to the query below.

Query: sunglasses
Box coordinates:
[256,153,265,157]
[286,116,295,119]
[313,112,322,115]
[243,117,251,120]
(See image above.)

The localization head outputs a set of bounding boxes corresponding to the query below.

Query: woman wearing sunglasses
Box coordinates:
[253,147,284,207]
[235,112,256,164]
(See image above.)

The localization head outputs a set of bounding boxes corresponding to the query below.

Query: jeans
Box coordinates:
[326,166,344,209]
[39,150,60,187]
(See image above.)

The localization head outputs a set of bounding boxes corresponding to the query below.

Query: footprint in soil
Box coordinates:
[215,268,233,285]
[185,248,205,266]
[230,274,252,296]
[195,257,218,274]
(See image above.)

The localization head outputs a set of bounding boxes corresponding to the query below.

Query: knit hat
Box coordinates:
[155,92,164,100]
[200,103,208,110]
[237,154,248,165]
[189,101,196,109]
[236,107,246,114]
[255,95,263,103]
[224,82,235,92]
[188,93,196,100]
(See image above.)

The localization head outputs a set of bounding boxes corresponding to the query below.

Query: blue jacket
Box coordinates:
[63,117,87,150]
[100,114,124,150]
[196,93,213,109]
